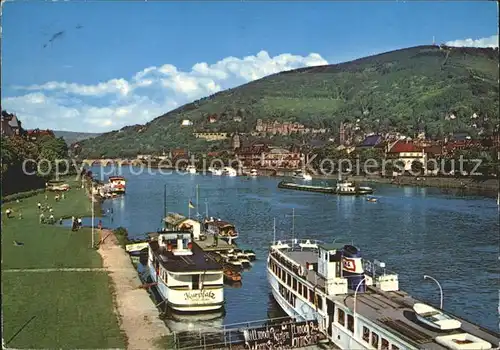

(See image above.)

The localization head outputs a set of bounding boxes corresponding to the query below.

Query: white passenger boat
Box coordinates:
[413,303,462,330]
[267,237,499,349]
[292,170,312,181]
[249,169,258,177]
[212,168,223,176]
[147,230,224,312]
[186,165,197,174]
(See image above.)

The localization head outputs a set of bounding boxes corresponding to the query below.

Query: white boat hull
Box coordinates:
[148,264,224,312]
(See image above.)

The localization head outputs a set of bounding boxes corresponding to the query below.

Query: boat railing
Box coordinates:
[270,238,324,251]
[363,260,398,278]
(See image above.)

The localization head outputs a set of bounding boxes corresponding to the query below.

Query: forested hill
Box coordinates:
[76,45,499,158]
[53,131,101,145]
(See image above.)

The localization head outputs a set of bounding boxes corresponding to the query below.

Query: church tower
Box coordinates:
[232,133,241,150]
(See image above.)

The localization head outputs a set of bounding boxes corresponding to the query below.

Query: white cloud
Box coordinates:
[445,34,498,48]
[4,50,328,132]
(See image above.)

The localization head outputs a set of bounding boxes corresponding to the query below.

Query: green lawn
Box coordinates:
[1,178,126,348]
[2,272,125,349]
[2,180,101,269]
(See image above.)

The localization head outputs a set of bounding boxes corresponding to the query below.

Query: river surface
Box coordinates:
[87,166,499,333]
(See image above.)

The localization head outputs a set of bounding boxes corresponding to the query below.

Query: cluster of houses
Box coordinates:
[135,130,498,175]
[1,111,55,141]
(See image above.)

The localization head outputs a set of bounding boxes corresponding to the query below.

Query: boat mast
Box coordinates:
[196,184,200,216]
[163,184,167,228]
[205,199,208,219]
[273,217,276,245]
[292,208,295,241]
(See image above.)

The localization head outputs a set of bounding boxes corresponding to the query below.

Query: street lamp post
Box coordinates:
[353,276,368,316]
[423,274,443,309]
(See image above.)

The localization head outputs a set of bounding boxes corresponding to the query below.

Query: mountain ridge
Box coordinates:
[75,45,499,158]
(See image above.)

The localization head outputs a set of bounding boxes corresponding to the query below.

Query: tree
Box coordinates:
[411,160,424,175]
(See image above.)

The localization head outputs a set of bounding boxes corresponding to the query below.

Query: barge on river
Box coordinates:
[267,239,499,349]
[278,181,374,195]
[147,230,224,313]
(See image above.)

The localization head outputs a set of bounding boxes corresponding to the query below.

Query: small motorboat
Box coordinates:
[367,197,378,203]
[226,255,242,267]
[243,249,256,261]
[413,303,462,330]
[186,165,197,174]
[223,268,242,283]
[238,255,251,268]
[249,169,258,177]
[358,186,374,194]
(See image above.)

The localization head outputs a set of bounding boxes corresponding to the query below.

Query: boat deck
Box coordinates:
[150,240,222,272]
[332,287,499,350]
[194,235,238,252]
[279,249,499,350]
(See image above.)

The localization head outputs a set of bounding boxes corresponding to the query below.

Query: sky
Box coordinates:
[2,1,498,132]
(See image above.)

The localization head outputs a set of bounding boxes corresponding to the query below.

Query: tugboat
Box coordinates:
[147,230,224,312]
[291,170,313,181]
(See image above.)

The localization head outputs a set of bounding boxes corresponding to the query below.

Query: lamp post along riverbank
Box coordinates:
[424,274,443,309]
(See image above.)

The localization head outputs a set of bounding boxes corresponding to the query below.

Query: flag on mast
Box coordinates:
[189,201,195,209]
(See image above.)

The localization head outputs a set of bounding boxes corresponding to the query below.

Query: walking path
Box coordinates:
[97,229,171,350]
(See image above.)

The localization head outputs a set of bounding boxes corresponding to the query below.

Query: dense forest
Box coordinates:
[74,45,499,158]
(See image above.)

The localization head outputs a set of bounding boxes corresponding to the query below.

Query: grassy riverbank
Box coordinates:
[1,178,125,349]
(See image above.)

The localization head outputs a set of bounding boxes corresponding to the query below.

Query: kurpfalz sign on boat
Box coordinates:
[241,320,326,349]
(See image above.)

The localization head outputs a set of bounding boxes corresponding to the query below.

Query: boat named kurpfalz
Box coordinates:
[267,239,499,349]
[147,230,224,313]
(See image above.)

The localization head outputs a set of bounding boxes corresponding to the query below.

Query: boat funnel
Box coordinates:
[342,244,366,292]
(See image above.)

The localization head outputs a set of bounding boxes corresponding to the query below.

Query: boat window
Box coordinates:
[303,287,308,299]
[391,345,399,350]
[326,299,335,316]
[347,314,354,333]
[298,282,302,295]
[292,278,297,290]
[287,274,292,287]
[371,332,379,348]
[337,308,345,326]
[381,338,389,350]
[191,274,200,290]
[317,295,323,311]
[362,326,369,342]
[309,289,315,303]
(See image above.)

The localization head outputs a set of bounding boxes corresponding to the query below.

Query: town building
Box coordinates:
[386,139,426,172]
[193,132,229,141]
[181,119,193,127]
[236,143,302,169]
[26,129,55,141]
[1,111,22,136]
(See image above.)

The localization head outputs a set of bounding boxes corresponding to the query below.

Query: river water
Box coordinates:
[88,166,499,333]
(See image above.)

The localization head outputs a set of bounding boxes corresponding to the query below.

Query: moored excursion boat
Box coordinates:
[267,238,499,349]
[204,217,239,243]
[147,230,224,313]
[249,169,258,177]
[108,176,126,194]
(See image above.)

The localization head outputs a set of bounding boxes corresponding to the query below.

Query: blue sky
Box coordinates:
[2,1,498,132]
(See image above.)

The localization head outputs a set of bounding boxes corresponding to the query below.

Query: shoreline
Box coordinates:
[97,228,171,349]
